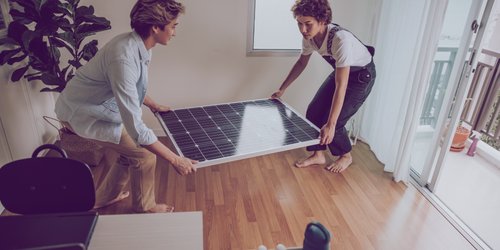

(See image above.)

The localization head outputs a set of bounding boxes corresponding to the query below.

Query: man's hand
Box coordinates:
[320,123,335,145]
[172,156,198,175]
[271,89,285,99]
[149,103,171,113]
[144,95,171,113]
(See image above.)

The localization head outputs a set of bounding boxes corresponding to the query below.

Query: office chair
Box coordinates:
[0,144,96,214]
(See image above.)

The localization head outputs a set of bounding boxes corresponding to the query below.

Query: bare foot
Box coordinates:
[295,151,326,168]
[94,191,130,209]
[325,153,352,173]
[147,204,175,213]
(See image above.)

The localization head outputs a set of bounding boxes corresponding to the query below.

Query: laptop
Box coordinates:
[0,211,98,250]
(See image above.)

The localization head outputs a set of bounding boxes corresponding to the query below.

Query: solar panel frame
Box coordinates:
[156,99,320,168]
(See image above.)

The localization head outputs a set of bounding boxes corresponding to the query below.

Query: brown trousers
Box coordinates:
[91,129,157,212]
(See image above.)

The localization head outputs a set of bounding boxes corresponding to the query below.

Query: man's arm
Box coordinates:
[144,95,171,112]
[142,141,197,175]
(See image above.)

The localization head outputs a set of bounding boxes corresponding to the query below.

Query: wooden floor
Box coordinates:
[90,138,473,250]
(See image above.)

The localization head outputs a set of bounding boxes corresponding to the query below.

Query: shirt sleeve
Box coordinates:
[331,32,355,68]
[301,38,314,55]
[107,60,158,145]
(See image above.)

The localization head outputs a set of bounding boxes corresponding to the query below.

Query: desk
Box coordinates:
[88,212,203,250]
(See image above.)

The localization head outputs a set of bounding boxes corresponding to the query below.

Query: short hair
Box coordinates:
[130,0,186,38]
[291,0,332,24]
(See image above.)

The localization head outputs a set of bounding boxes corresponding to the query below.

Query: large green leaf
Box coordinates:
[27,75,43,81]
[9,9,35,25]
[68,59,81,68]
[66,0,79,7]
[7,22,29,45]
[49,36,74,56]
[58,31,76,48]
[0,48,22,65]
[80,39,98,61]
[49,45,61,64]
[12,0,36,10]
[41,72,64,86]
[78,15,110,26]
[21,30,40,51]
[40,87,56,92]
[57,18,72,31]
[0,37,18,47]
[11,65,30,81]
[7,54,28,64]
[35,0,49,12]
[40,84,65,92]
[28,36,52,64]
[76,23,110,34]
[75,5,93,19]
[59,2,73,16]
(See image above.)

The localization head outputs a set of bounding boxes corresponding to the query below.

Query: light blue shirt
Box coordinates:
[55,31,157,145]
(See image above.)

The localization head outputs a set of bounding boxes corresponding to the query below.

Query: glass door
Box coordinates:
[410,0,496,248]
[410,0,488,184]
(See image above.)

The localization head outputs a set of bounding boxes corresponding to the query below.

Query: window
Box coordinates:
[0,0,12,38]
[248,0,302,56]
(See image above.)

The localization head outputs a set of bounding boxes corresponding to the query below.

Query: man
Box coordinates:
[55,0,196,213]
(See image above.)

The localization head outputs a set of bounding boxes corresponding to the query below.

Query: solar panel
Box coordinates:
[156,99,320,168]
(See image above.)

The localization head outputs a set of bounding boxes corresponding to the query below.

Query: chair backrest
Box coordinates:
[0,144,95,214]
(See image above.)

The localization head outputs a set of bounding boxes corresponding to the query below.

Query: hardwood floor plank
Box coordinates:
[53,137,474,250]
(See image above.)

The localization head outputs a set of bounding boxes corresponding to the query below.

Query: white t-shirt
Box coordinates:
[302,24,371,68]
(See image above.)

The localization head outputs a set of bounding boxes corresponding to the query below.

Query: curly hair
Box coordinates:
[130,0,186,38]
[291,0,332,24]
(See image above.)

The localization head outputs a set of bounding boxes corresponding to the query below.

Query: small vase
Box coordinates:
[450,126,470,152]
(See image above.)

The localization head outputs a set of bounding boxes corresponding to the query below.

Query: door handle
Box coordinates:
[471,19,479,33]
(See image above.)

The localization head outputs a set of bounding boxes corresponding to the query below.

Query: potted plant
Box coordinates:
[450,123,471,152]
[0,0,111,92]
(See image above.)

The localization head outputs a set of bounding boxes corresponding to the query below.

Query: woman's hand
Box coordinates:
[320,123,335,145]
[172,156,198,175]
[271,89,285,99]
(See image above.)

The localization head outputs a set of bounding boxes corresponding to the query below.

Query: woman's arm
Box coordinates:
[271,54,312,99]
[320,66,350,145]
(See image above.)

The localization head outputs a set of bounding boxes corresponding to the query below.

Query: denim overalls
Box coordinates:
[306,24,376,156]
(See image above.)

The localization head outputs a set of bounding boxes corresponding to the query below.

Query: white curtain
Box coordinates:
[358,0,449,183]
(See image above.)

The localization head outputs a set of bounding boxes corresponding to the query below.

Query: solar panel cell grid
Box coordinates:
[157,99,320,167]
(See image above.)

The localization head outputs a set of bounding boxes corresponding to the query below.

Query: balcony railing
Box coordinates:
[462,49,500,150]
[419,47,500,150]
[420,47,458,127]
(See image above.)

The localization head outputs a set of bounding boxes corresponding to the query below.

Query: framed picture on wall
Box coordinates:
[0,0,12,38]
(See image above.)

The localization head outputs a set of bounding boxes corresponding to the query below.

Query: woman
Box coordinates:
[271,0,376,173]
[55,0,197,213]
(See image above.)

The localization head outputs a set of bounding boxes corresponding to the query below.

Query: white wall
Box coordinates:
[0,0,380,160]
[483,0,500,52]
[82,0,380,135]
[0,60,58,161]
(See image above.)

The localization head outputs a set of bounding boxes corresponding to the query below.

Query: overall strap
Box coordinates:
[325,23,375,69]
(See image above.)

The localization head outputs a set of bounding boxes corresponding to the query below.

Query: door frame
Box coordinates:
[427,0,495,191]
[411,0,494,188]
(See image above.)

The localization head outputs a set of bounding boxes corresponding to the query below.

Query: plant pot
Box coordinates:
[450,126,470,152]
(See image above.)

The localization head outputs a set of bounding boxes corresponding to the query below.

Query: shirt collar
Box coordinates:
[131,31,152,65]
